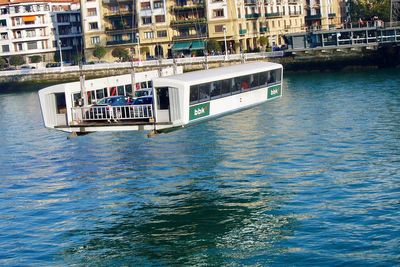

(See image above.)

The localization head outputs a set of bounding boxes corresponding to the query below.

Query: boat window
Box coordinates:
[104,88,109,97]
[96,88,105,100]
[86,91,92,104]
[125,84,133,95]
[221,79,231,96]
[210,81,221,99]
[117,85,124,95]
[148,80,153,88]
[275,68,282,82]
[240,75,251,91]
[259,71,268,85]
[141,81,148,89]
[73,93,81,107]
[199,83,210,102]
[190,85,199,104]
[232,77,241,94]
[268,70,279,84]
[251,73,260,88]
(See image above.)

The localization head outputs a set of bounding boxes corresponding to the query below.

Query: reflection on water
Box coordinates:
[1,69,400,266]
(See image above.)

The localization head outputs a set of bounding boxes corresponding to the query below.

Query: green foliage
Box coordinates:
[141,46,150,54]
[0,57,7,70]
[349,0,390,21]
[259,36,268,47]
[111,47,129,62]
[9,55,25,67]
[30,55,42,64]
[93,45,107,61]
[207,39,221,53]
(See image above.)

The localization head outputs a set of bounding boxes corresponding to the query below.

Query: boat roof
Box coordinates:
[154,62,282,86]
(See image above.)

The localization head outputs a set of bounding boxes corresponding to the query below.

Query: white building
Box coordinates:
[0,0,82,65]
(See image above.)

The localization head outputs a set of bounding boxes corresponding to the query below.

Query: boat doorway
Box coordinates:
[156,87,170,123]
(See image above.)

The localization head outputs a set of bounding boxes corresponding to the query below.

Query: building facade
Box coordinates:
[0,0,82,65]
[80,0,344,61]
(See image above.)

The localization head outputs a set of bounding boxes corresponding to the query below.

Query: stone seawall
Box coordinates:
[0,48,398,87]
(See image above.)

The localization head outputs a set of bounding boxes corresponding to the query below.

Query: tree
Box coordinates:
[30,55,42,64]
[259,36,268,51]
[111,47,129,62]
[207,39,221,53]
[0,57,7,70]
[349,0,390,21]
[93,45,107,62]
[9,55,25,67]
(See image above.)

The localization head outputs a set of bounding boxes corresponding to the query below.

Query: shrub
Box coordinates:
[9,55,25,67]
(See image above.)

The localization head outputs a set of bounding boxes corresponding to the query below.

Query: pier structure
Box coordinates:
[284,21,400,53]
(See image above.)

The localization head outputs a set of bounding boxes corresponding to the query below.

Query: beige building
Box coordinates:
[80,0,345,61]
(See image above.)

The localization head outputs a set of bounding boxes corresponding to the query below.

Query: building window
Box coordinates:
[215,25,223,32]
[26,30,36,37]
[1,32,8,39]
[91,36,100,44]
[0,19,7,27]
[157,30,167,38]
[155,15,165,23]
[27,42,38,50]
[2,45,9,52]
[141,2,151,10]
[87,8,97,16]
[153,1,163,8]
[144,31,154,39]
[142,16,152,24]
[89,22,98,30]
[213,9,224,18]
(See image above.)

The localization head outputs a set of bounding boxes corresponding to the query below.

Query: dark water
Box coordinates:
[1,69,400,266]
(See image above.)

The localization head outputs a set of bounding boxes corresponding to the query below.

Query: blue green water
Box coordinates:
[1,68,400,266]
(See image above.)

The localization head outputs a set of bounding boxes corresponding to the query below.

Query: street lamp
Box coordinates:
[58,39,63,70]
[223,25,228,60]
[136,32,141,64]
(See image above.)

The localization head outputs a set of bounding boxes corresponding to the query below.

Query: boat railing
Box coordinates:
[71,104,153,123]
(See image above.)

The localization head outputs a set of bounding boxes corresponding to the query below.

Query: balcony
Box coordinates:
[239,29,247,35]
[106,39,135,46]
[260,27,268,33]
[328,13,336,18]
[244,0,256,5]
[172,4,204,12]
[172,33,207,41]
[245,13,260,19]
[305,13,322,20]
[289,11,301,16]
[170,18,206,26]
[105,27,133,33]
[104,10,132,17]
[265,12,282,18]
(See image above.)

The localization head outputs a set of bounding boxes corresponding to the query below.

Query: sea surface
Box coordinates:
[0,68,399,266]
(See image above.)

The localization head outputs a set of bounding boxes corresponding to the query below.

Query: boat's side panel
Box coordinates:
[187,84,282,124]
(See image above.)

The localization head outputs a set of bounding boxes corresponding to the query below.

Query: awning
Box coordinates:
[190,40,205,50]
[22,16,36,22]
[171,42,191,51]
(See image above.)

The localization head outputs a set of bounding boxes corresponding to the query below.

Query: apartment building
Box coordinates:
[81,0,344,61]
[304,0,343,30]
[0,0,82,64]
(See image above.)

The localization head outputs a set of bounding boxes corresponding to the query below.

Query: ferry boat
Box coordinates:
[39,62,283,136]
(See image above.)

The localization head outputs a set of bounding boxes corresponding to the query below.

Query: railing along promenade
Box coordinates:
[0,51,284,77]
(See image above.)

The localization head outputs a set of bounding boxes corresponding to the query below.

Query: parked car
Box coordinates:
[132,96,153,105]
[131,96,153,117]
[85,96,132,121]
[46,62,61,68]
[21,65,36,69]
